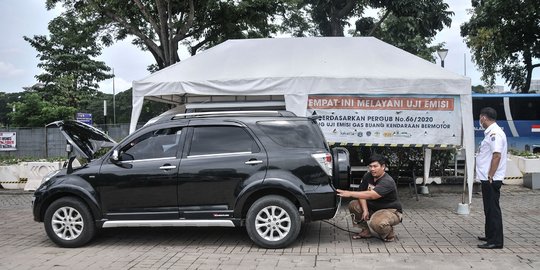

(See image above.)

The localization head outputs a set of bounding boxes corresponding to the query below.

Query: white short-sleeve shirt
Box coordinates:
[475,122,507,181]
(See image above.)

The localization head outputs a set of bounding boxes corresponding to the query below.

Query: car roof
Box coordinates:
[149,110,299,125]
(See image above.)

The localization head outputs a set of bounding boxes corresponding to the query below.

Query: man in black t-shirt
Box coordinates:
[337,154,403,242]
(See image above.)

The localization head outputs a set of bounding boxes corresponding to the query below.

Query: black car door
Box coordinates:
[97,124,185,220]
[178,122,267,219]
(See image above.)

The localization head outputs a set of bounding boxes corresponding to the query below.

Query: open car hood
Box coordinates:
[47,120,117,161]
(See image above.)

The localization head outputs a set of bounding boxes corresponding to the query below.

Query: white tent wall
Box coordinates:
[130,37,474,205]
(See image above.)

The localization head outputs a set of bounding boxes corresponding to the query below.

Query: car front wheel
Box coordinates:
[246,195,301,249]
[44,197,96,248]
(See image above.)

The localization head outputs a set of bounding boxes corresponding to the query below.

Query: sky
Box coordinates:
[1,0,538,95]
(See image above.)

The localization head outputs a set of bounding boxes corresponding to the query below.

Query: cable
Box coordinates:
[331,196,342,219]
[323,203,362,233]
[322,220,357,233]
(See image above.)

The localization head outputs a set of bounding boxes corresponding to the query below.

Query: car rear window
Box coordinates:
[257,120,326,148]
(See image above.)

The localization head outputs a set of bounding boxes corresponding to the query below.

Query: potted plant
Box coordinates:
[508,150,540,189]
[510,150,540,174]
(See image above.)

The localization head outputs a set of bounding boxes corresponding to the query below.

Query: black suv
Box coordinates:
[33,111,350,248]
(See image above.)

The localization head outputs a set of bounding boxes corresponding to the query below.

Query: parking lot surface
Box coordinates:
[1,185,539,269]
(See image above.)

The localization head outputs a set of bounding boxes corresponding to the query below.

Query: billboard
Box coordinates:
[307,94,462,146]
[0,132,17,151]
[76,113,93,125]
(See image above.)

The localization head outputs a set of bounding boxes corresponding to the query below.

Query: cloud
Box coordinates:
[98,76,132,94]
[0,48,24,55]
[0,61,24,78]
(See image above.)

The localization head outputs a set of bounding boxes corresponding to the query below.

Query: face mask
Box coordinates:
[478,117,485,130]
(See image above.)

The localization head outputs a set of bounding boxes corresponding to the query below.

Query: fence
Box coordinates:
[0,123,132,159]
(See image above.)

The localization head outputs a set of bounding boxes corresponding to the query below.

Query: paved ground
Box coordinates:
[0,185,539,269]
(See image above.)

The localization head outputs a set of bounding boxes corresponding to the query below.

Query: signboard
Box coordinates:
[76,112,93,125]
[0,132,16,151]
[307,95,462,146]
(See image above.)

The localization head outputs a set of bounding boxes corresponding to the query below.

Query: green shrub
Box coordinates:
[0,156,66,165]
[509,149,540,158]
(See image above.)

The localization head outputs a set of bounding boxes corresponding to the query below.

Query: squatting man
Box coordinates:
[336,154,403,242]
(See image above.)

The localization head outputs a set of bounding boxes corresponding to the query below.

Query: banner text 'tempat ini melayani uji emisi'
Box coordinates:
[307,95,462,145]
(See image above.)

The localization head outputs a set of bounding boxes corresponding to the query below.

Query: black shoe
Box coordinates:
[477,243,503,249]
[477,236,488,241]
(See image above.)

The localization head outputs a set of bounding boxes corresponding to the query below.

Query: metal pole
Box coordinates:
[454,149,458,177]
[112,68,116,124]
[464,53,467,76]
[103,100,107,132]
[462,161,467,204]
[44,125,48,158]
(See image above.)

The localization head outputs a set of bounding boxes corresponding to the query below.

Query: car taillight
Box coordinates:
[311,152,333,176]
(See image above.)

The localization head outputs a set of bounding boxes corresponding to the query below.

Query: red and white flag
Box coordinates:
[532,125,540,133]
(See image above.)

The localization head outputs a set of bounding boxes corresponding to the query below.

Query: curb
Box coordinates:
[0,189,34,195]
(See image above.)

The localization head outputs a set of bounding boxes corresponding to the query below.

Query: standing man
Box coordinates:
[336,154,402,242]
[476,107,507,249]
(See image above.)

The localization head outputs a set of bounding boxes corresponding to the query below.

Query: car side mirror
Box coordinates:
[110,150,133,168]
[110,149,120,163]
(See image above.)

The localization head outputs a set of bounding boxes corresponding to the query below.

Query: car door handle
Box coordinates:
[245,160,263,165]
[159,165,177,170]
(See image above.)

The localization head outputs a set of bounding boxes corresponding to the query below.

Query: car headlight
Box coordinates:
[42,170,60,184]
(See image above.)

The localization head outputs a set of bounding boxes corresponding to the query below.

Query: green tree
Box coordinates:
[110,89,170,124]
[472,85,486,93]
[75,89,170,125]
[0,92,22,127]
[9,93,77,127]
[303,0,452,61]
[111,89,138,123]
[461,0,540,93]
[46,0,303,71]
[24,12,113,107]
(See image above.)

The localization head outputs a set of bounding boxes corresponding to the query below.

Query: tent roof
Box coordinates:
[130,37,475,208]
[133,37,469,98]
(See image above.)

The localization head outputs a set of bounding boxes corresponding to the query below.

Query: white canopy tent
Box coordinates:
[131,37,474,206]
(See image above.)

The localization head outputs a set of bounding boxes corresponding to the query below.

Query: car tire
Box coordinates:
[44,197,96,248]
[246,195,301,249]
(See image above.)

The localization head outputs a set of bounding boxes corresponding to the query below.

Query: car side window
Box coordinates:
[188,126,259,156]
[121,128,182,160]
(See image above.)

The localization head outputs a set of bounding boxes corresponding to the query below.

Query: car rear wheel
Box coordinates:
[44,197,95,248]
[246,195,301,249]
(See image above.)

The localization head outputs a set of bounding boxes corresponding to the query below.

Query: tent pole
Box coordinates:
[457,147,470,215]
[462,152,466,204]
[419,148,431,194]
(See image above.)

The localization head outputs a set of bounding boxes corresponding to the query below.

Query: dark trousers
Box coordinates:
[481,181,504,246]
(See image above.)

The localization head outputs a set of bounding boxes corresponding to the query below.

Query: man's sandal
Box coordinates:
[383,232,395,242]
[383,236,395,242]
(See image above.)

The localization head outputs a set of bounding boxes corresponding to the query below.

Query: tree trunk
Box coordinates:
[327,0,356,36]
[524,51,533,93]
[524,68,532,94]
[329,19,344,36]
[368,9,392,36]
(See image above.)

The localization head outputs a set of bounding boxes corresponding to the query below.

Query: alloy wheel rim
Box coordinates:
[51,206,84,240]
[254,205,291,241]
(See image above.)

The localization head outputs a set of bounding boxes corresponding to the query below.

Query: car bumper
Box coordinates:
[305,184,339,221]
[32,194,43,222]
